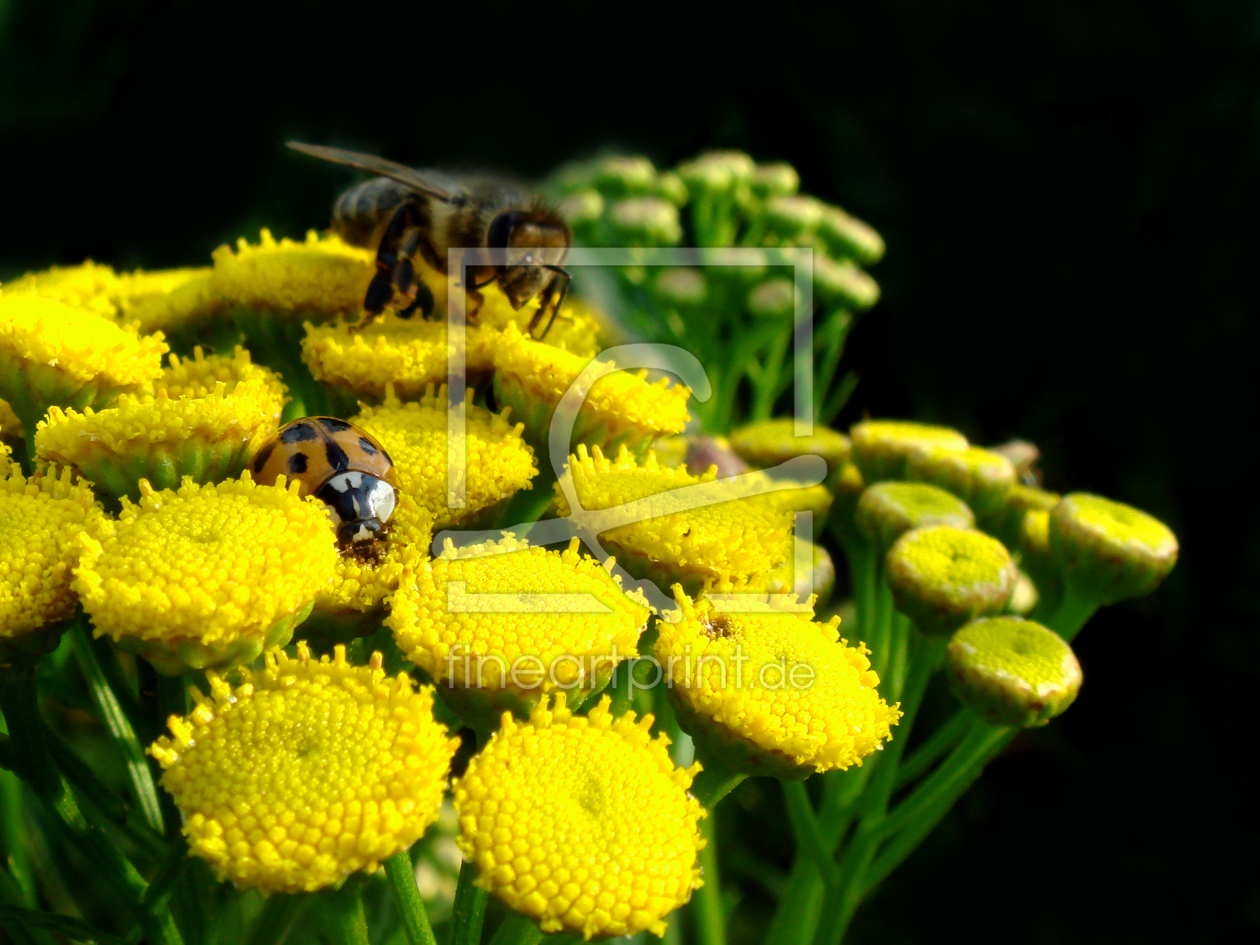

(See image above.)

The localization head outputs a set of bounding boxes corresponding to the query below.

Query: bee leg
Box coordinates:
[528,267,572,340]
[368,200,426,314]
[397,281,435,320]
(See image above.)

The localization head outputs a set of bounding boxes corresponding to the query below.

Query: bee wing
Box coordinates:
[287,141,459,203]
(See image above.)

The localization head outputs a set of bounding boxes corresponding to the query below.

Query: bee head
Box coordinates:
[489,210,571,309]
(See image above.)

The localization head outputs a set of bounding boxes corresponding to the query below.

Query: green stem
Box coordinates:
[385,851,437,945]
[325,883,370,945]
[0,903,133,945]
[782,781,838,887]
[1048,584,1099,642]
[246,893,310,945]
[72,624,165,835]
[695,815,726,945]
[0,769,35,907]
[486,911,543,945]
[448,858,488,945]
[893,711,970,790]
[689,757,748,811]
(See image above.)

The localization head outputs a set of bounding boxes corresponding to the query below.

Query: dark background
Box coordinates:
[2,0,1256,941]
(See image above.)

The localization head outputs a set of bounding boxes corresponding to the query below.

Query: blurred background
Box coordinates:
[2,0,1256,940]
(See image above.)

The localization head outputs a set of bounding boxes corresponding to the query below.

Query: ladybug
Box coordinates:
[252,416,399,548]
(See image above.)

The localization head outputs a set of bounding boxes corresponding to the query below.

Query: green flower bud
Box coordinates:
[751,162,801,199]
[547,160,597,194]
[946,616,1082,728]
[850,420,969,483]
[592,155,657,198]
[814,256,880,310]
[730,417,851,476]
[855,482,974,554]
[905,445,1017,520]
[761,195,826,241]
[980,484,1060,550]
[654,170,689,206]
[1047,493,1178,605]
[607,197,683,246]
[817,205,885,265]
[676,151,756,195]
[1017,508,1060,604]
[556,189,604,227]
[886,526,1016,636]
[654,267,708,307]
[747,278,796,319]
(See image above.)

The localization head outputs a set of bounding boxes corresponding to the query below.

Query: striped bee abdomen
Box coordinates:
[331,176,415,248]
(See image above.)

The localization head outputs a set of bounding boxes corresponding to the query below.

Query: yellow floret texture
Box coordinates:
[210,229,374,318]
[352,386,537,529]
[149,643,460,893]
[453,696,704,939]
[656,594,899,775]
[73,475,337,671]
[0,467,102,642]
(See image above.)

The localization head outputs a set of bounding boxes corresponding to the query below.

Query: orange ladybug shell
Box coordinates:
[252,416,397,494]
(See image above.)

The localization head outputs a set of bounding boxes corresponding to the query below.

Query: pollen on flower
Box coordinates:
[656,592,900,777]
[149,643,459,893]
[555,445,792,595]
[352,385,537,529]
[210,229,374,319]
[0,466,102,655]
[73,474,337,674]
[387,536,650,729]
[1,261,122,319]
[35,351,286,501]
[492,322,691,457]
[453,695,704,939]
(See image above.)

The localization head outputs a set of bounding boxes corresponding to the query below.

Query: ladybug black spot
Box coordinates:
[319,418,353,433]
[253,442,275,472]
[358,437,379,455]
[325,440,350,471]
[288,452,309,475]
[280,422,318,443]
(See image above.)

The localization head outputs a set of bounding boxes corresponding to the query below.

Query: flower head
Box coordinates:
[453,695,703,939]
[492,322,691,458]
[855,481,975,554]
[114,268,220,335]
[2,261,121,318]
[0,295,167,432]
[35,348,285,501]
[656,593,899,777]
[885,526,1016,636]
[729,418,851,476]
[555,445,792,596]
[387,536,650,730]
[149,643,459,892]
[352,386,536,530]
[210,229,373,321]
[905,445,1017,519]
[946,616,1082,728]
[849,420,968,484]
[1048,493,1179,605]
[980,484,1060,551]
[74,474,337,674]
[1,466,102,664]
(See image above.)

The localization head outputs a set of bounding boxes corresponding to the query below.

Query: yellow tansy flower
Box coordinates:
[849,419,969,483]
[149,643,459,893]
[0,295,167,434]
[387,536,650,730]
[74,474,337,674]
[114,267,220,335]
[656,593,899,778]
[729,417,852,475]
[35,349,285,501]
[453,695,704,939]
[352,386,537,530]
[493,322,691,458]
[555,445,792,596]
[210,229,373,320]
[2,261,121,318]
[0,466,102,664]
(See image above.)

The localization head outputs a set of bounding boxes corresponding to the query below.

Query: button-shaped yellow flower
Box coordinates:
[74,474,337,674]
[729,418,851,475]
[555,445,792,596]
[114,267,219,335]
[905,445,1017,519]
[453,695,704,939]
[149,643,459,893]
[849,420,968,483]
[0,295,167,435]
[352,386,536,530]
[35,348,285,501]
[885,525,1016,636]
[210,229,374,320]
[855,481,975,554]
[1,466,103,664]
[2,261,122,318]
[492,322,691,458]
[656,593,899,778]
[387,536,650,730]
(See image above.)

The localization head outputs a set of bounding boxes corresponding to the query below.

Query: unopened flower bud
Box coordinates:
[905,445,1017,519]
[761,195,826,241]
[855,482,974,554]
[814,256,880,310]
[1007,569,1039,616]
[556,188,604,227]
[655,170,689,206]
[592,155,657,198]
[1017,508,1060,603]
[946,616,1083,728]
[850,420,969,483]
[751,162,801,199]
[654,267,708,307]
[747,278,796,319]
[676,150,756,195]
[607,197,682,246]
[817,205,886,265]
[978,483,1059,550]
[1048,493,1178,605]
[730,417,851,476]
[886,526,1016,636]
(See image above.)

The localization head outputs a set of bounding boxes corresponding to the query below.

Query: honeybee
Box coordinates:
[288,141,572,337]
